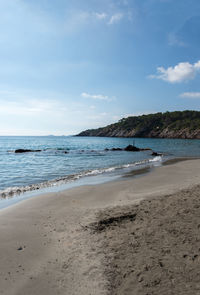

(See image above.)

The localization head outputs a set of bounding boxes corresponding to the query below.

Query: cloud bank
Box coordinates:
[94,12,107,20]
[108,13,124,25]
[150,61,200,83]
[81,92,112,101]
[180,92,200,98]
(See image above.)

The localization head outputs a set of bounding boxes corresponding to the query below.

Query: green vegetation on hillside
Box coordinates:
[77,111,200,139]
[118,111,200,132]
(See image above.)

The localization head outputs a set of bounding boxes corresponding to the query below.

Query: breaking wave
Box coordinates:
[0,156,162,199]
[149,156,163,162]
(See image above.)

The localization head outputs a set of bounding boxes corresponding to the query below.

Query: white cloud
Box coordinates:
[180,92,200,98]
[108,13,123,25]
[94,12,107,20]
[0,89,92,135]
[194,61,200,69]
[0,87,120,135]
[0,88,85,119]
[81,92,113,101]
[0,96,64,116]
[150,60,200,83]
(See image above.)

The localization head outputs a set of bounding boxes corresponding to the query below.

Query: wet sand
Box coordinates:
[0,159,200,294]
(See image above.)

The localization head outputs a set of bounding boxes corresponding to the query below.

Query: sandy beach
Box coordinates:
[0,159,200,295]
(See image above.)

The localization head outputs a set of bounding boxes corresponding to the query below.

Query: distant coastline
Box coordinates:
[77,110,200,139]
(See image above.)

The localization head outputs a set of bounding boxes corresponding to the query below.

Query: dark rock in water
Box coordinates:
[105,145,152,152]
[152,151,162,156]
[111,148,123,151]
[15,149,32,153]
[124,145,152,152]
[124,145,141,152]
[104,148,123,151]
[15,149,42,153]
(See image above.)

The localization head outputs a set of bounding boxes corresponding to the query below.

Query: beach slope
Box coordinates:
[0,159,200,294]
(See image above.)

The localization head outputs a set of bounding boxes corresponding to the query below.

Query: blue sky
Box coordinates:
[0,0,200,135]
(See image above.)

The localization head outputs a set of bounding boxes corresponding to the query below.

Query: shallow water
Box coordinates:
[0,136,200,197]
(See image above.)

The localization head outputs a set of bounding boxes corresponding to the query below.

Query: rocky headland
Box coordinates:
[77,110,200,139]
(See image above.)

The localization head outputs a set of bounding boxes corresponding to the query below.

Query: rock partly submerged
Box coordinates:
[124,145,151,152]
[105,145,163,157]
[14,149,69,154]
[15,149,42,153]
[151,151,163,156]
[14,146,161,156]
[105,145,152,152]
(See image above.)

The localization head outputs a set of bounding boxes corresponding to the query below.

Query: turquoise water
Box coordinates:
[0,136,200,197]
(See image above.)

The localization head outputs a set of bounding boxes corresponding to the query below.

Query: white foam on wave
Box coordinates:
[149,156,163,162]
[0,155,163,199]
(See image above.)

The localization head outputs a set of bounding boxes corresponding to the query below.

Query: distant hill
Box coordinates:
[77,111,200,139]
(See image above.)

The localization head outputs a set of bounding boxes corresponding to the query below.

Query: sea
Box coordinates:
[0,136,200,207]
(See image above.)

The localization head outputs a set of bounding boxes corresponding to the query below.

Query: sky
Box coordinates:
[0,0,200,135]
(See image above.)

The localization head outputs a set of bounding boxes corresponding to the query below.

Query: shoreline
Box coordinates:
[0,159,200,294]
[0,154,164,200]
[0,156,197,210]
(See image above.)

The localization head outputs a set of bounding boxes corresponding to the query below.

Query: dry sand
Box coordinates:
[0,159,200,295]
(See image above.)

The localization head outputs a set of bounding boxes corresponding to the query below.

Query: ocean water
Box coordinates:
[0,136,200,198]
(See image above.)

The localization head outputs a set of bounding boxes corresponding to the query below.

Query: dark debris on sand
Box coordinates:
[86,185,200,295]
